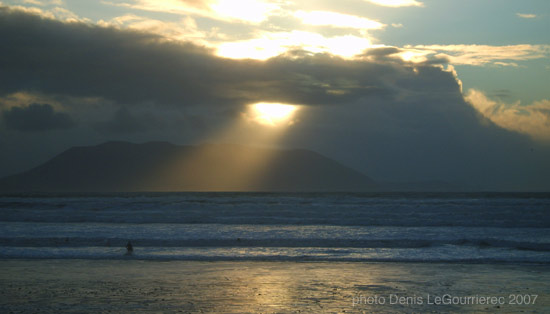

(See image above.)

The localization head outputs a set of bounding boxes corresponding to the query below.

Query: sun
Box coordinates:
[249,102,298,126]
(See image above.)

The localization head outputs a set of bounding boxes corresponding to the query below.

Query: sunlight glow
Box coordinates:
[217,37,287,60]
[397,49,430,62]
[217,31,374,60]
[249,103,298,126]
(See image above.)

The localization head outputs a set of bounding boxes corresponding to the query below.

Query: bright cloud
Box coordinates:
[21,0,62,5]
[100,5,384,59]
[98,14,213,46]
[364,0,423,7]
[1,3,88,22]
[294,10,384,30]
[466,89,550,140]
[409,44,550,66]
[517,13,536,19]
[217,31,375,59]
[210,0,279,23]
[7,2,549,67]
[104,0,280,23]
[21,0,45,5]
[102,0,211,17]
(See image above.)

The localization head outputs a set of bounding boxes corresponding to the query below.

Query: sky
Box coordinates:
[0,0,549,190]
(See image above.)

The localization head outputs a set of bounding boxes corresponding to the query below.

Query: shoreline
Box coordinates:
[1,259,548,313]
[2,256,550,264]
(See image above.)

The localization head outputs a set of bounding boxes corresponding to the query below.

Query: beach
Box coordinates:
[3,0,550,311]
[1,260,548,313]
[1,193,549,312]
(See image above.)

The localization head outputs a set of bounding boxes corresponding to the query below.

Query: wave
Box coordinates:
[1,237,549,252]
[1,193,550,227]
[2,193,549,264]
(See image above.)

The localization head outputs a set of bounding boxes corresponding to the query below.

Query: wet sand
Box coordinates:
[0,260,549,313]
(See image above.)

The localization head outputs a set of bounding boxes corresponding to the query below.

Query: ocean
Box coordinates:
[1,192,549,263]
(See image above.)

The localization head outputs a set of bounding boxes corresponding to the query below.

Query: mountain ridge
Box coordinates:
[0,141,377,193]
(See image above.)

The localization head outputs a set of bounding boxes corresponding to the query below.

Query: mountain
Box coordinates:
[0,141,377,193]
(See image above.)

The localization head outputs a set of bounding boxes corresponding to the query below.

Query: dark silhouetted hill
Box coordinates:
[0,141,377,192]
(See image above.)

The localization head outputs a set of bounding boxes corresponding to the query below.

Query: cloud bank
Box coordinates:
[406,44,550,66]
[0,6,549,190]
[2,103,74,132]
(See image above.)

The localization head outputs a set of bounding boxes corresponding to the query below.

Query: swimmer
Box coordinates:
[125,241,133,255]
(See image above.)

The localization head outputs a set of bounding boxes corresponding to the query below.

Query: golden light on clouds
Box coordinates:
[248,103,299,127]
[466,89,550,141]
[294,10,384,30]
[112,0,279,23]
[209,0,279,23]
[396,48,430,62]
[364,0,423,7]
[517,13,536,19]
[217,36,287,60]
[412,44,550,66]
[217,31,375,60]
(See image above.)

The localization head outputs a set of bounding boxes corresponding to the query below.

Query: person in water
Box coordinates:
[126,241,133,254]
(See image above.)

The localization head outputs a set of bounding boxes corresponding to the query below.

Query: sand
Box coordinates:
[0,260,548,313]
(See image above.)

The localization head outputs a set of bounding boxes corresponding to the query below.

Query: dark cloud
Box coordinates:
[2,103,75,132]
[362,47,449,65]
[363,47,401,57]
[95,107,158,134]
[0,6,549,190]
[0,6,445,107]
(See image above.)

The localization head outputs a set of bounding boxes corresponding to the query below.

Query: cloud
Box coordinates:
[0,4,55,19]
[97,14,212,47]
[100,4,384,60]
[407,44,550,66]
[0,7,386,105]
[101,0,213,17]
[2,103,75,132]
[517,13,536,19]
[21,0,63,5]
[97,9,384,60]
[3,2,87,22]
[294,10,385,30]
[217,31,377,59]
[208,0,280,23]
[0,6,227,106]
[362,46,401,58]
[104,0,281,24]
[21,0,45,5]
[363,0,423,7]
[1,6,549,190]
[94,107,159,134]
[466,89,550,141]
